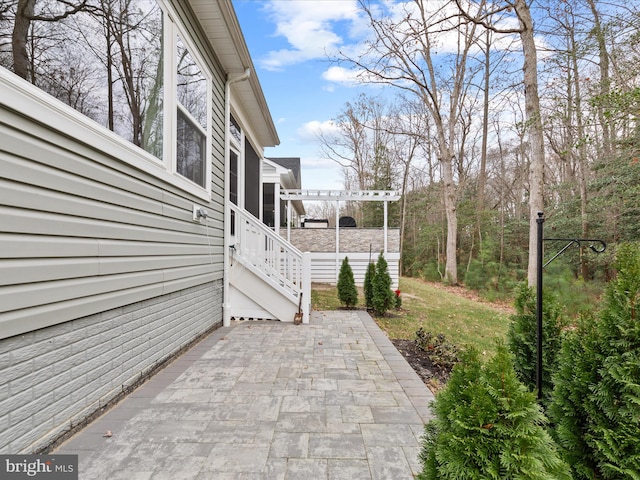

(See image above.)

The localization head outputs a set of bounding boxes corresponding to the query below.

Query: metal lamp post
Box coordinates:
[535,212,606,400]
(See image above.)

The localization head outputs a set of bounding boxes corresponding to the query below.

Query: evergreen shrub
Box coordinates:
[507,282,568,406]
[337,256,358,308]
[548,313,600,479]
[550,242,640,479]
[364,261,376,310]
[420,261,441,282]
[418,344,572,480]
[372,252,393,316]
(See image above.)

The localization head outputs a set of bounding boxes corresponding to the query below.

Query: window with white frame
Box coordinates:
[0,0,211,193]
[229,113,242,206]
[175,35,208,187]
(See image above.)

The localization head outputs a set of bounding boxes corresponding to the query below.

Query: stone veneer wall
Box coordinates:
[283,228,400,254]
[0,281,222,454]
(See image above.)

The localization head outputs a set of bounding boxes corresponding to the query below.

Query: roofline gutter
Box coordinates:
[217,0,279,146]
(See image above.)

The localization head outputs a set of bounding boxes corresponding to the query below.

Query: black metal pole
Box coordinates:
[536,212,544,401]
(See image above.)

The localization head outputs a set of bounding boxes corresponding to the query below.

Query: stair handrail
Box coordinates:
[230,204,304,301]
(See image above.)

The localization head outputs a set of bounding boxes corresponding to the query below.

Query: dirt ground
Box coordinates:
[391,338,451,393]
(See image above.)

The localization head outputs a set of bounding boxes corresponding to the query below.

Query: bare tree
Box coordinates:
[543,1,595,278]
[387,97,430,274]
[317,93,394,225]
[455,0,545,286]
[12,0,89,81]
[336,0,485,284]
[585,0,612,161]
[104,0,158,149]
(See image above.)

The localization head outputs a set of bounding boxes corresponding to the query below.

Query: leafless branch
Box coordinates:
[27,1,95,22]
[453,0,523,35]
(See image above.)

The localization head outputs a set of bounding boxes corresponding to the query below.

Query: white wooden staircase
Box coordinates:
[229,204,311,323]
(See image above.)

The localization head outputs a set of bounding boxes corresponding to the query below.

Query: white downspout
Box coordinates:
[223,68,250,327]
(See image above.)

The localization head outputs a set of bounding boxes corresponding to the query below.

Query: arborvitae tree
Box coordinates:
[550,242,640,479]
[507,282,568,406]
[418,345,572,480]
[372,252,393,316]
[548,313,600,480]
[364,261,376,310]
[337,256,358,308]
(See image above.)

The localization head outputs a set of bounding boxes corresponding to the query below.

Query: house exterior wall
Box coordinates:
[0,73,225,340]
[0,1,227,453]
[0,282,221,454]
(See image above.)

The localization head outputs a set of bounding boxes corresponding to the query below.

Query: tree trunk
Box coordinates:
[476,27,491,251]
[398,138,417,276]
[568,24,590,279]
[585,0,612,161]
[102,0,115,131]
[12,0,35,81]
[441,150,458,284]
[515,0,545,287]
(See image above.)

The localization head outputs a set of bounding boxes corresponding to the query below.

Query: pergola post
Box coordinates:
[383,199,388,254]
[335,198,340,283]
[287,199,292,242]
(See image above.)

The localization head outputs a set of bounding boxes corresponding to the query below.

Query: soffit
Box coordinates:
[188,0,279,147]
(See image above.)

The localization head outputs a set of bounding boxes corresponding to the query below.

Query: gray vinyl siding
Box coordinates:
[0,281,222,453]
[0,14,227,340]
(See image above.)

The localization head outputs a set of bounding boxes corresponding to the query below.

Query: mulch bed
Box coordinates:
[391,338,451,393]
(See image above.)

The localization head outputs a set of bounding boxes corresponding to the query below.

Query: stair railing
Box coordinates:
[230,204,306,302]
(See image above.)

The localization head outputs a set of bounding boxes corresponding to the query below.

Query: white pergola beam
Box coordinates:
[280,189,400,202]
[280,189,401,284]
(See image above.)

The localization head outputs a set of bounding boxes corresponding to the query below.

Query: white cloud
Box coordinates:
[259,0,363,70]
[296,119,339,142]
[321,66,361,86]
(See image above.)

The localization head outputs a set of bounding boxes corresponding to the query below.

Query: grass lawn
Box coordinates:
[312,276,512,357]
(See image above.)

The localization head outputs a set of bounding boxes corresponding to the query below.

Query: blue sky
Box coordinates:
[232,0,376,190]
[231,1,530,193]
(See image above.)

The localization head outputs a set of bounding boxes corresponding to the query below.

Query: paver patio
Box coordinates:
[54,310,435,479]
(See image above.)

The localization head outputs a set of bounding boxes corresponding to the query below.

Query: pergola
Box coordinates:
[280,189,401,280]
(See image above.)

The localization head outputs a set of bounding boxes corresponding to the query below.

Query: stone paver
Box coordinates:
[55,310,434,479]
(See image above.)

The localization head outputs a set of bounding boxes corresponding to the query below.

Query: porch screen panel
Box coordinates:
[244,138,260,218]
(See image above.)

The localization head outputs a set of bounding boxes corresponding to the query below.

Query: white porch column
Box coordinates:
[274,182,281,236]
[287,199,292,242]
[384,199,388,254]
[302,252,312,324]
[335,198,340,283]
